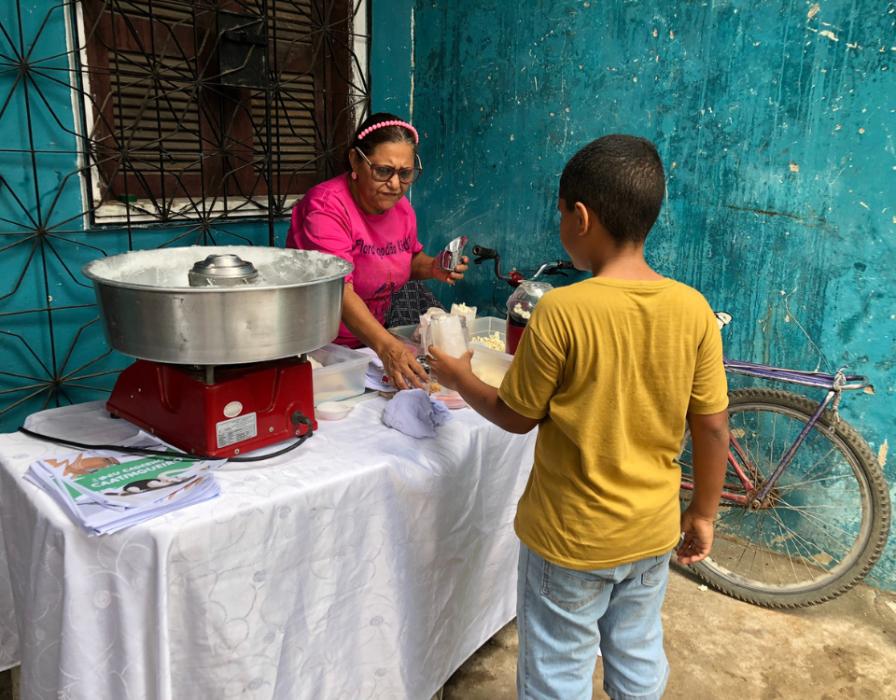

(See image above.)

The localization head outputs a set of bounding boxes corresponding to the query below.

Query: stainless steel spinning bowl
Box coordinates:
[82,246,353,365]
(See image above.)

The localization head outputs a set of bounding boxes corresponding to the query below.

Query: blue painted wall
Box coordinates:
[0,1,280,431]
[373,0,896,587]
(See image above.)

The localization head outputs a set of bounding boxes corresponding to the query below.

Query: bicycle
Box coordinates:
[678,318,889,608]
[474,246,891,608]
[471,245,578,316]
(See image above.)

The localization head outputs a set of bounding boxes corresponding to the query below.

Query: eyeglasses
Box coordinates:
[355,148,423,184]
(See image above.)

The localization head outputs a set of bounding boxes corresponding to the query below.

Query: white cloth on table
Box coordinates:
[0,399,536,700]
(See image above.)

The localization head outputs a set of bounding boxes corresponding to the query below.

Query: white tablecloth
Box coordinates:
[0,399,536,700]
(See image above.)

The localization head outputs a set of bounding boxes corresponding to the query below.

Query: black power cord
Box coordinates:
[17,412,314,464]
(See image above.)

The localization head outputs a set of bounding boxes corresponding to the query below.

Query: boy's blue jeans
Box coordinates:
[516,543,672,700]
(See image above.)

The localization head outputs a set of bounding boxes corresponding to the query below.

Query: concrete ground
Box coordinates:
[443,564,896,700]
[0,667,16,700]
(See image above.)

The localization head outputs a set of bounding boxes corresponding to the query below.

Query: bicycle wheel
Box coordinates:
[677,388,890,608]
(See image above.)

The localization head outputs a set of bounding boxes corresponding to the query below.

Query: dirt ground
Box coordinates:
[443,564,896,700]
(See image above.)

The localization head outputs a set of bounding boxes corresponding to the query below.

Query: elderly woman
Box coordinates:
[287,112,466,390]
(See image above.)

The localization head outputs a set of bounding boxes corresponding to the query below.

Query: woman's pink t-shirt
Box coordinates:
[286,174,423,347]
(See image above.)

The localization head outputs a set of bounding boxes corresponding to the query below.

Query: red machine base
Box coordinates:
[108,358,318,458]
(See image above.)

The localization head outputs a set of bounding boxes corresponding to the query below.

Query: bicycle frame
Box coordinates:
[680,358,872,510]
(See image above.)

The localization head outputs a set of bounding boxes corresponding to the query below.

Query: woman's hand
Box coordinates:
[377,337,430,391]
[431,256,469,285]
[427,347,474,392]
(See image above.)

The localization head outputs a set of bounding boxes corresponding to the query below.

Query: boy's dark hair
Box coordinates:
[559,135,665,244]
[347,112,417,165]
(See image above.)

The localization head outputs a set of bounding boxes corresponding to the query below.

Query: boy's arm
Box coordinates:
[427,349,540,434]
[440,348,540,435]
[678,409,729,565]
[429,297,564,435]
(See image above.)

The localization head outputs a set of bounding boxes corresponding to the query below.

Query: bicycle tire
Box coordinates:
[677,388,890,608]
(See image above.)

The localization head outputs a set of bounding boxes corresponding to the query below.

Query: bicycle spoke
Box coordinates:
[744,513,766,582]
[740,411,760,473]
[778,478,861,493]
[770,411,777,476]
[793,445,841,485]
[766,506,837,577]
[750,411,762,476]
[766,509,806,583]
[775,496,863,542]
[790,462,853,493]
[716,505,751,528]
[773,503,861,513]
[753,513,776,584]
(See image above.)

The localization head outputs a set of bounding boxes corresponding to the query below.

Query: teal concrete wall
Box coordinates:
[0,1,281,431]
[373,0,896,587]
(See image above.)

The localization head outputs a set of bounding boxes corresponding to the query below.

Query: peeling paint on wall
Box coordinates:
[374,0,896,588]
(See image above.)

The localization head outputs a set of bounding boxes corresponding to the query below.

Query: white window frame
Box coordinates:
[68,0,369,228]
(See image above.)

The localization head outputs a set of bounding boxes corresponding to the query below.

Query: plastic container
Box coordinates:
[469,317,507,352]
[433,389,467,410]
[394,316,506,352]
[316,401,354,421]
[308,344,369,406]
[471,343,514,389]
[390,324,417,340]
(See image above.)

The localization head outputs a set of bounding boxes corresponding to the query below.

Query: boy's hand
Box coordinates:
[428,347,539,435]
[427,347,474,391]
[677,507,715,565]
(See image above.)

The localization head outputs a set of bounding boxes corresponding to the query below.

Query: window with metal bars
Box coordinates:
[76,0,358,224]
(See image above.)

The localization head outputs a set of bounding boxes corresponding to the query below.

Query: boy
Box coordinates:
[428,135,730,700]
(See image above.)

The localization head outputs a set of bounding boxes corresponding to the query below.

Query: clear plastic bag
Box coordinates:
[431,314,468,357]
[451,303,477,332]
[419,308,470,358]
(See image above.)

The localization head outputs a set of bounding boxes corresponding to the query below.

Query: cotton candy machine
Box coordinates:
[82,246,353,457]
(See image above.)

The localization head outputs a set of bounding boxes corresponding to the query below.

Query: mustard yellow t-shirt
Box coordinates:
[499,277,728,570]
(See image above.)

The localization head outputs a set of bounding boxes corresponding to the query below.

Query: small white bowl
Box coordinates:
[316,402,353,421]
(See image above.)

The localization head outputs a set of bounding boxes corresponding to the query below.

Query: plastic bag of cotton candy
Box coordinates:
[418,307,471,359]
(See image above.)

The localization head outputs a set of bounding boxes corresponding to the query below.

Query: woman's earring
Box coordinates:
[351,172,358,180]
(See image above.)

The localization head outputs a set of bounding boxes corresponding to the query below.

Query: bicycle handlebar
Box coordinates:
[473,245,576,285]
[472,245,498,261]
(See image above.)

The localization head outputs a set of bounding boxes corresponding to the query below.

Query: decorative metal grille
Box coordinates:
[0,0,370,430]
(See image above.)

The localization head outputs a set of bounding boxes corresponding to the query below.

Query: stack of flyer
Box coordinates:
[24,432,225,535]
[357,347,393,391]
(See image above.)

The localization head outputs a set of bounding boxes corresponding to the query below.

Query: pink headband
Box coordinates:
[357,120,419,145]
